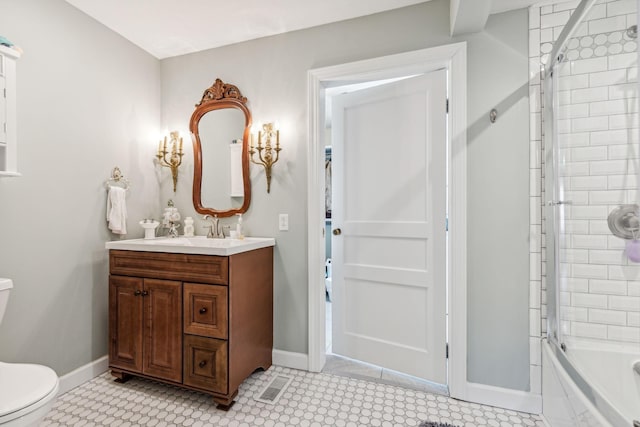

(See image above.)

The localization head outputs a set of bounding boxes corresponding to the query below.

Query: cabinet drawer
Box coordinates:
[184,283,228,339]
[183,335,227,394]
[110,250,228,284]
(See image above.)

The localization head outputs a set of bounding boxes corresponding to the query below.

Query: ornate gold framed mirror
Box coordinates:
[190,79,252,218]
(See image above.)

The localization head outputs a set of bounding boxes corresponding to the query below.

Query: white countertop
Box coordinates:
[106,236,275,256]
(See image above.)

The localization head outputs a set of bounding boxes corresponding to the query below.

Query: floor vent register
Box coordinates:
[254,374,293,405]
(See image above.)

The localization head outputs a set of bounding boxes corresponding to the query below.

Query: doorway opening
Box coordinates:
[307,43,468,401]
[321,77,448,394]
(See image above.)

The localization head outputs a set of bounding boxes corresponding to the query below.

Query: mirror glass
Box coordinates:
[199,108,245,210]
[190,79,251,218]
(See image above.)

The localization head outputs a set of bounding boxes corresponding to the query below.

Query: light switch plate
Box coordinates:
[279,214,289,231]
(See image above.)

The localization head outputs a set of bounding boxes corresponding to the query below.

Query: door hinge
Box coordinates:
[445,217,449,232]
[446,98,449,113]
[3,88,6,98]
[446,343,449,359]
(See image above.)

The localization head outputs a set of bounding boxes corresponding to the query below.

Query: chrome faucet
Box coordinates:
[203,214,225,239]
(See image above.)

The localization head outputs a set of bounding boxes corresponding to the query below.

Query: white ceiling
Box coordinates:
[491,0,557,14]
[64,0,547,59]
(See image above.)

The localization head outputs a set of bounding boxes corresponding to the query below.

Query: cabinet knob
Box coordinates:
[199,307,207,314]
[199,360,207,368]
[141,290,149,297]
[332,228,342,236]
[134,290,141,296]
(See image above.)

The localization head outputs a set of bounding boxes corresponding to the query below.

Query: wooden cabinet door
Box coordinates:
[109,276,143,373]
[143,278,182,382]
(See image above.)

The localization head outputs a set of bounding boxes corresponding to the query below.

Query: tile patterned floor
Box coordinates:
[42,366,545,427]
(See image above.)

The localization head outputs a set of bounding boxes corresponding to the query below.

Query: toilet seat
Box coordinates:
[0,362,59,424]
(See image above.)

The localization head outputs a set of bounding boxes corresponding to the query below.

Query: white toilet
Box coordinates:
[0,278,59,426]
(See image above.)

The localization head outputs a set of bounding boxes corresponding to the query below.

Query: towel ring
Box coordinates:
[105,166,130,190]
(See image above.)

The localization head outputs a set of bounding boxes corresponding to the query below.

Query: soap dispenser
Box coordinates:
[235,213,244,239]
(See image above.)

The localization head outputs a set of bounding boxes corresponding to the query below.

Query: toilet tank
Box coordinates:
[0,278,13,324]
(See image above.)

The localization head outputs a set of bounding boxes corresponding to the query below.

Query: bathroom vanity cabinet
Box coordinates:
[0,45,21,176]
[108,246,273,409]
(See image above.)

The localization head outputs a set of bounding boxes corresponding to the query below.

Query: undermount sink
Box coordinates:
[105,236,275,256]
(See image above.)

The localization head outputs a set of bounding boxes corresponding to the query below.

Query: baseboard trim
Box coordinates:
[465,382,542,414]
[272,349,308,371]
[58,355,109,395]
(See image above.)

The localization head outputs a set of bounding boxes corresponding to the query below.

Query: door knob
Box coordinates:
[199,360,207,368]
[141,290,149,297]
[199,307,207,314]
[332,228,342,236]
[134,290,141,296]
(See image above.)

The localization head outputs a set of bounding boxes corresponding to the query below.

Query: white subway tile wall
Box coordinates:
[529,0,640,366]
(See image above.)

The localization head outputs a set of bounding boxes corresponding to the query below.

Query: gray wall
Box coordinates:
[0,0,161,375]
[161,1,531,391]
[0,0,530,392]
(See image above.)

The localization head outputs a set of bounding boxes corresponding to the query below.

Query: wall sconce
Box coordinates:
[250,123,281,193]
[156,130,184,192]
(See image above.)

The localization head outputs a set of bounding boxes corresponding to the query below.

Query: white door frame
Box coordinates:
[307,43,468,399]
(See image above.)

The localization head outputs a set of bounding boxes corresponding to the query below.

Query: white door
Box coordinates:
[331,70,447,384]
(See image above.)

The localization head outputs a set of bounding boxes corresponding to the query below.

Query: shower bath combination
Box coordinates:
[541,0,640,426]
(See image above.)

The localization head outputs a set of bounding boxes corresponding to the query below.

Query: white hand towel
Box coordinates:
[230,143,243,197]
[107,186,127,235]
